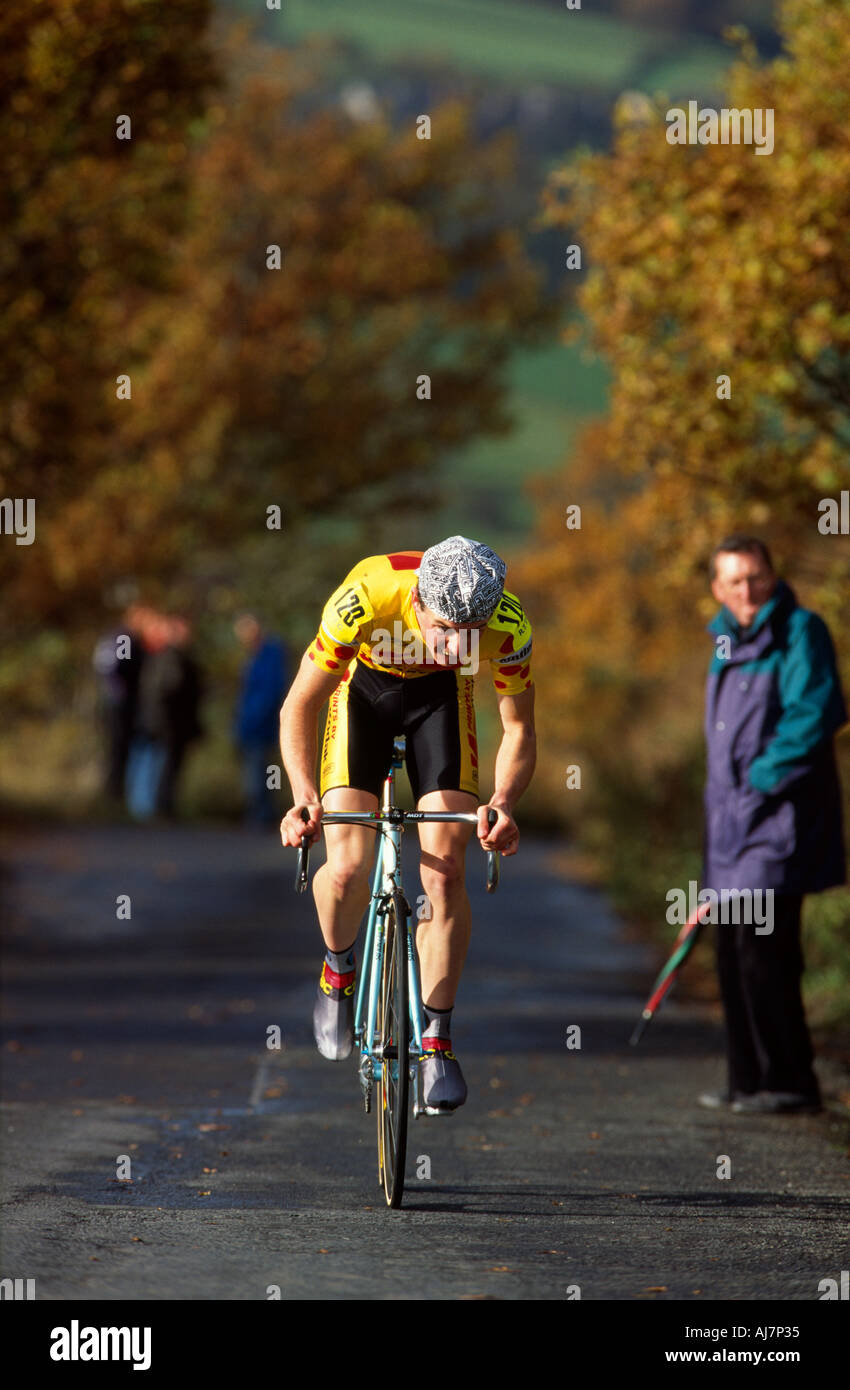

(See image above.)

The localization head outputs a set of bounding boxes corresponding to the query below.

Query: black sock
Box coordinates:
[423,1004,452,1041]
[324,941,356,973]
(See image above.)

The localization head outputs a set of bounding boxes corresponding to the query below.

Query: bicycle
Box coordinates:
[293,735,500,1208]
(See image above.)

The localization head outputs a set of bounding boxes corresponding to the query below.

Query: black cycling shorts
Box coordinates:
[320,660,478,802]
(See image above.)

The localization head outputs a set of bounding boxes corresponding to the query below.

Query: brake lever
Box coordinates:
[485,807,500,894]
[295,806,312,893]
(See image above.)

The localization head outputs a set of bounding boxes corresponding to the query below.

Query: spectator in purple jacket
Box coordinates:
[698,536,847,1115]
[234,614,289,826]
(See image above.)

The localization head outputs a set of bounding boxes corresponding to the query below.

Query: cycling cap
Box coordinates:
[417,536,507,624]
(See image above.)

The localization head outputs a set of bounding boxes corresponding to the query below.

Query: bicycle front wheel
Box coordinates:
[376,890,410,1208]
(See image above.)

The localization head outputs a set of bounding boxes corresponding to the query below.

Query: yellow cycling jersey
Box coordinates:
[306,551,533,696]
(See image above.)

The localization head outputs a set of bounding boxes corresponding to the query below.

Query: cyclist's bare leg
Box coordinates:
[313,786,377,952]
[415,789,476,1010]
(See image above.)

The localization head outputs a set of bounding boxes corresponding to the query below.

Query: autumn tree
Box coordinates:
[516,0,850,913]
[538,0,850,610]
[0,0,217,618]
[3,23,551,630]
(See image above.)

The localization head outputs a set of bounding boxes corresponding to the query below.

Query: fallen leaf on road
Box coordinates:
[197,1190,211,1196]
[198,1123,229,1132]
[644,1286,667,1292]
[489,1266,510,1272]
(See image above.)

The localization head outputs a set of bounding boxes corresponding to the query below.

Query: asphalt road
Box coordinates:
[1,824,848,1301]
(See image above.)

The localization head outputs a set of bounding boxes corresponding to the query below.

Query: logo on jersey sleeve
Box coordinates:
[497,635,531,666]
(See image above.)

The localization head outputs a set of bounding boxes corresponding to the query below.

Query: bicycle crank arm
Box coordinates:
[358,1054,373,1113]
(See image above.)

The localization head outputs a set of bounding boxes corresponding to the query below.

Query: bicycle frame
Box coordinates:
[293,734,500,1141]
[352,739,427,1114]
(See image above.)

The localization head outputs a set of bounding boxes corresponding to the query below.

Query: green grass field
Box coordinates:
[225,0,733,97]
[427,338,609,552]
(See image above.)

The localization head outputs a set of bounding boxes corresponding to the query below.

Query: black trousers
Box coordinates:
[155,739,190,817]
[102,703,134,800]
[716,893,820,1099]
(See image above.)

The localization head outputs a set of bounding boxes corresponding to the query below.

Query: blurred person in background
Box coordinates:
[93,602,149,804]
[698,536,847,1116]
[125,608,171,820]
[233,614,289,827]
[154,614,204,819]
[126,611,204,820]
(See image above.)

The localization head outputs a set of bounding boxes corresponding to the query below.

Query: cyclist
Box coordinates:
[279,536,536,1110]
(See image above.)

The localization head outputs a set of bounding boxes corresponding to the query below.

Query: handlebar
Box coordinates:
[293,807,501,894]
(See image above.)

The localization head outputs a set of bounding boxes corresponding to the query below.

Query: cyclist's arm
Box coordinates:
[280,561,375,844]
[479,685,536,854]
[279,652,348,843]
[492,685,536,813]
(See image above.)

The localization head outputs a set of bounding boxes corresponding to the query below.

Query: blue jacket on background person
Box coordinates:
[703,579,847,894]
[235,637,288,747]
